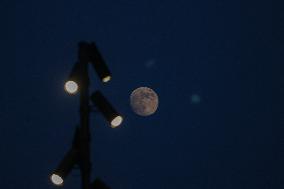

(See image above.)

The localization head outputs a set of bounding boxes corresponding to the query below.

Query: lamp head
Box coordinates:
[91,91,123,128]
[110,115,123,128]
[64,61,84,95]
[50,174,64,186]
[89,43,112,83]
[50,148,78,186]
[64,80,79,94]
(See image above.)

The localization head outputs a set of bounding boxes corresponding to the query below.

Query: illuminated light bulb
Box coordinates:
[64,81,78,94]
[50,174,64,186]
[102,76,111,83]
[111,116,123,128]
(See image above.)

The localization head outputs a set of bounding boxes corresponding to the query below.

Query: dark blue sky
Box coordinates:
[1,0,283,188]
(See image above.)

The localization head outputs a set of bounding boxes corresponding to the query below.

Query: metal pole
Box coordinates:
[78,42,91,189]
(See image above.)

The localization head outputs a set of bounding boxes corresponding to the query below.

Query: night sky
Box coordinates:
[1,0,283,188]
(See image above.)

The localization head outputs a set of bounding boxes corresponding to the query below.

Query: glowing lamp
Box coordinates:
[89,43,112,83]
[111,116,123,128]
[102,76,111,83]
[64,81,79,94]
[50,148,78,186]
[91,91,123,128]
[50,174,64,186]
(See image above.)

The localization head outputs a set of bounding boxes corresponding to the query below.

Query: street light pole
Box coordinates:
[50,41,122,189]
[78,42,91,189]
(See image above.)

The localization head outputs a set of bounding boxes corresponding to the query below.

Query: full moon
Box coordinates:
[130,87,159,116]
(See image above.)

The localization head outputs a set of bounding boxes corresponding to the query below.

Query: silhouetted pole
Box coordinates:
[78,42,91,189]
[51,41,117,188]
